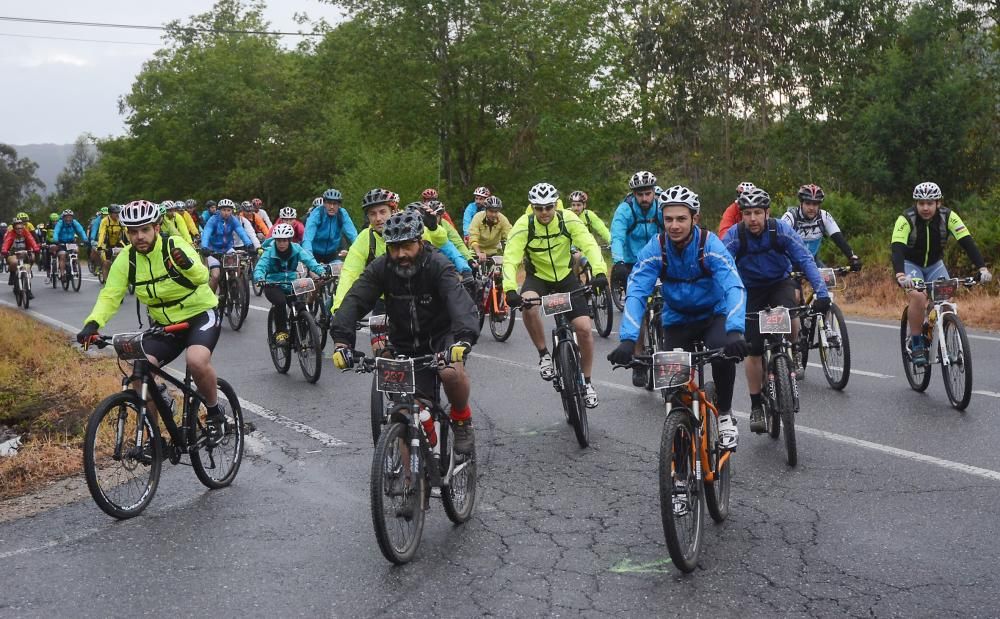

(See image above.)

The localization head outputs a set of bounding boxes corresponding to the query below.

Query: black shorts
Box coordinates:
[745,278,797,356]
[314,251,339,264]
[521,272,589,321]
[144,309,222,366]
[661,315,729,352]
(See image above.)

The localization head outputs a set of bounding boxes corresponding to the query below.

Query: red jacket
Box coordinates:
[2,228,41,254]
[717,202,741,239]
[266,219,305,244]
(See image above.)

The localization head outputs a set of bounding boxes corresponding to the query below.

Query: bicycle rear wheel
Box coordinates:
[610,269,626,311]
[658,409,703,573]
[440,422,478,524]
[296,312,323,383]
[83,392,162,519]
[371,422,425,564]
[591,285,614,338]
[819,304,851,390]
[941,313,973,410]
[900,307,932,392]
[61,264,69,290]
[701,383,731,523]
[267,308,291,374]
[191,378,245,489]
[556,340,589,448]
[227,276,248,330]
[774,355,797,467]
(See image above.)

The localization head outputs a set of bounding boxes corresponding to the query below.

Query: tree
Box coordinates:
[0,144,45,222]
[54,134,98,201]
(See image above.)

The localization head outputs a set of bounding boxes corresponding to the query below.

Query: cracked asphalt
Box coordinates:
[2,277,1000,617]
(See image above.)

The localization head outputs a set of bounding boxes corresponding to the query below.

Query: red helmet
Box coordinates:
[251,198,263,207]
[797,184,825,203]
[569,190,589,203]
[421,188,438,201]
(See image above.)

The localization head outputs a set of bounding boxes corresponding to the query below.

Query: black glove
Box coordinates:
[607,339,635,365]
[198,247,212,257]
[77,321,99,345]
[611,262,630,284]
[505,290,522,308]
[812,296,832,315]
[723,331,749,360]
[849,255,862,272]
[591,273,608,290]
[418,206,438,231]
[169,246,194,270]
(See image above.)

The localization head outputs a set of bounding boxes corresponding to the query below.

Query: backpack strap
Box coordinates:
[365,228,378,266]
[735,219,780,262]
[660,227,711,284]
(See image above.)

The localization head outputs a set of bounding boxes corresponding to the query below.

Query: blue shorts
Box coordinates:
[904,260,949,283]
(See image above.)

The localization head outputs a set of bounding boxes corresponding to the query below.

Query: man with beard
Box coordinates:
[330,207,479,455]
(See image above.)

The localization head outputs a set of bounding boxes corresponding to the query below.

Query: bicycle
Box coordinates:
[309,260,342,351]
[791,267,852,390]
[48,243,81,291]
[81,323,246,519]
[900,276,979,410]
[613,346,735,573]
[523,287,591,448]
[11,251,33,309]
[579,258,613,338]
[610,263,628,311]
[264,278,323,383]
[214,251,249,330]
[477,255,516,342]
[352,350,477,564]
[640,290,665,393]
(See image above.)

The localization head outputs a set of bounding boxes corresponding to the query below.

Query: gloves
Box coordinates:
[198,247,212,257]
[723,331,749,360]
[896,273,913,290]
[257,247,264,257]
[418,206,438,231]
[979,268,992,284]
[812,296,832,315]
[447,341,471,364]
[505,290,522,308]
[607,340,635,366]
[332,347,355,370]
[591,273,608,290]
[611,262,630,284]
[169,246,194,270]
[849,255,863,272]
[77,321,99,346]
[468,258,479,272]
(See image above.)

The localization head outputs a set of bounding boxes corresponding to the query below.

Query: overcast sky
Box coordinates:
[0,1,345,145]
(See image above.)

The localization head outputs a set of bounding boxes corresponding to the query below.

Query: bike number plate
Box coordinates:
[328,261,343,276]
[929,278,959,302]
[652,351,693,390]
[65,243,78,252]
[491,255,504,266]
[222,253,240,269]
[112,332,147,361]
[759,307,792,334]
[541,292,573,316]
[291,277,316,296]
[369,314,389,335]
[375,357,415,394]
[819,268,836,288]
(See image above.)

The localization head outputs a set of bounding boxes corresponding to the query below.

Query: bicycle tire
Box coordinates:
[819,304,851,390]
[266,308,291,373]
[88,255,98,276]
[296,312,323,383]
[556,340,589,448]
[489,301,516,342]
[702,383,731,523]
[643,319,660,391]
[227,276,247,330]
[767,401,780,439]
[50,262,57,288]
[83,392,162,519]
[61,264,69,290]
[900,307,931,392]
[440,422,478,524]
[71,258,81,291]
[796,313,811,380]
[658,409,703,573]
[591,285,614,338]
[610,270,626,312]
[370,375,384,446]
[941,313,973,411]
[773,355,797,466]
[371,422,425,564]
[17,272,27,308]
[191,378,245,489]
[253,279,263,297]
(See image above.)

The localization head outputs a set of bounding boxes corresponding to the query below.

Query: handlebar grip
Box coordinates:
[164,322,190,334]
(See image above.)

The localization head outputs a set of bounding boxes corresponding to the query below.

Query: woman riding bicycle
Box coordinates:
[253,223,328,345]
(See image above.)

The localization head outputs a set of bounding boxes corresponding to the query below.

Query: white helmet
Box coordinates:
[660,185,700,213]
[628,170,657,190]
[528,182,559,206]
[736,181,756,194]
[218,198,236,209]
[473,186,491,198]
[311,197,324,208]
[271,223,295,239]
[120,200,161,228]
[278,206,297,219]
[913,181,942,201]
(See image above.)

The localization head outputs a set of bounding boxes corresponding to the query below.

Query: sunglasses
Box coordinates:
[532,204,555,212]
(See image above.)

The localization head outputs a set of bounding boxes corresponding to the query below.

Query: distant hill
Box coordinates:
[10,143,98,196]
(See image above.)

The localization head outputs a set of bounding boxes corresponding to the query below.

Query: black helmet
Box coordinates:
[383,208,425,244]
[361,187,394,210]
[738,187,771,211]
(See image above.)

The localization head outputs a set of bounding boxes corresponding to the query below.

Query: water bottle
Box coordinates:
[419,409,437,448]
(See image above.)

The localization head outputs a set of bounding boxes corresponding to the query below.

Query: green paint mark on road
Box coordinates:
[609,557,673,574]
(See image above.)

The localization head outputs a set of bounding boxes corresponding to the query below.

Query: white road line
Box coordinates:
[805,362,893,379]
[847,319,1000,343]
[250,304,269,313]
[0,528,103,561]
[973,390,1000,399]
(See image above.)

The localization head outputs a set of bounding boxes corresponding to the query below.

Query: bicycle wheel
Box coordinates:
[941,313,973,410]
[489,298,516,342]
[296,312,323,383]
[819,304,851,390]
[266,308,291,373]
[702,383,731,523]
[658,409,703,573]
[71,258,81,291]
[610,269,626,311]
[253,278,264,297]
[643,319,660,391]
[191,378,245,489]
[61,264,69,290]
[370,376,384,446]
[900,307,932,392]
[83,392,162,519]
[227,276,248,330]
[795,314,812,380]
[97,263,106,285]
[16,272,27,308]
[371,422,425,564]
[50,262,57,288]
[591,285,614,338]
[440,422,478,524]
[773,355,797,467]
[315,288,332,351]
[556,340,589,448]
[88,254,98,275]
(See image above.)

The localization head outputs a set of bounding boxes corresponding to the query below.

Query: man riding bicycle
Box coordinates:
[892,181,991,367]
[468,196,511,261]
[2,218,39,299]
[303,188,358,263]
[201,199,255,293]
[462,186,491,237]
[254,223,328,345]
[503,182,608,408]
[51,209,88,277]
[717,181,756,239]
[781,184,861,270]
[76,200,228,436]
[96,204,128,281]
[330,208,479,454]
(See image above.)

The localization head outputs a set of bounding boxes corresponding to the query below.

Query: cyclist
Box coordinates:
[45,213,59,245]
[462,186,491,237]
[251,198,272,229]
[51,209,88,278]
[568,190,610,246]
[96,204,128,281]
[781,184,862,270]
[3,218,39,298]
[610,171,663,386]
[503,182,608,408]
[88,207,106,266]
[200,200,218,228]
[236,203,265,250]
[330,208,479,454]
[892,181,992,366]
[160,202,193,245]
[16,212,35,235]
[722,187,830,433]
[421,188,456,228]
[253,222,328,345]
[201,199,254,293]
[303,188,358,263]
[265,206,304,244]
[76,200,228,436]
[179,199,201,241]
[468,196,511,261]
[607,186,748,449]
[717,181,756,239]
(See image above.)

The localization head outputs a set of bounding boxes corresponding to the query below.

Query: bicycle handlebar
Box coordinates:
[911,276,978,291]
[610,347,737,371]
[520,285,592,308]
[351,350,460,373]
[789,266,852,279]
[85,322,190,350]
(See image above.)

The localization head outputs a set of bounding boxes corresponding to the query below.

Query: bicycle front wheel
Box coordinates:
[941,313,973,410]
[370,375,384,446]
[227,276,248,330]
[591,285,614,338]
[440,422,478,524]
[658,409,704,573]
[296,312,323,383]
[489,298,516,342]
[610,270,626,312]
[191,378,245,489]
[556,340,589,448]
[71,259,81,291]
[900,307,932,392]
[702,383,731,523]
[371,422,425,564]
[773,355,797,467]
[819,304,850,390]
[83,392,162,519]
[267,308,291,374]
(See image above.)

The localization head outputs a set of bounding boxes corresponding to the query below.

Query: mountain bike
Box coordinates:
[309,260,342,351]
[477,255,516,342]
[48,243,81,291]
[81,323,246,519]
[640,290,665,393]
[613,346,736,573]
[610,262,628,311]
[523,287,591,448]
[791,267,852,390]
[749,306,806,466]
[11,251,33,309]
[579,258,613,338]
[900,276,979,410]
[352,350,477,564]
[264,278,323,383]
[214,251,249,330]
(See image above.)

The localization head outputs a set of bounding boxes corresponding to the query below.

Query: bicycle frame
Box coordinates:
[925,300,958,367]
[121,360,207,459]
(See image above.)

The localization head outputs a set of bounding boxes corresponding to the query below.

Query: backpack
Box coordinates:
[788,207,827,238]
[623,195,663,237]
[524,212,573,275]
[903,206,950,248]
[735,218,782,262]
[127,233,198,309]
[660,226,711,284]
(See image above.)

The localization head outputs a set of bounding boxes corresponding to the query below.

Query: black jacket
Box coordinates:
[330,244,479,352]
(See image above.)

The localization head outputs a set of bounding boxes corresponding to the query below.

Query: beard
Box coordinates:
[389,247,423,278]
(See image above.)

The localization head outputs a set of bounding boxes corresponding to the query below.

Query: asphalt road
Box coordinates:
[2,272,1000,618]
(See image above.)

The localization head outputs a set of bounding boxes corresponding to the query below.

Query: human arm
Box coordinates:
[948,211,986,270]
[779,221,828,297]
[889,215,910,276]
[567,212,606,276]
[234,219,254,248]
[609,203,630,263]
[340,209,359,244]
[586,211,611,245]
[501,215,529,292]
[462,203,478,236]
[703,234,747,334]
[96,218,108,248]
[296,244,326,276]
[618,236,659,342]
[302,209,318,254]
[445,221,471,259]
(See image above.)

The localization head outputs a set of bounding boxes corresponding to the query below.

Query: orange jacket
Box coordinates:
[717,202,741,239]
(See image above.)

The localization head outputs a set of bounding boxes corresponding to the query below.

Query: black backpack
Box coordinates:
[660,226,711,284]
[735,218,782,261]
[127,233,198,308]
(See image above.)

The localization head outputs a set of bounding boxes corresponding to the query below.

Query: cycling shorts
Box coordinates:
[745,278,797,356]
[903,260,949,283]
[143,309,222,366]
[521,272,589,321]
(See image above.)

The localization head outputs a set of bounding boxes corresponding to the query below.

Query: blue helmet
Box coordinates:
[322,188,342,202]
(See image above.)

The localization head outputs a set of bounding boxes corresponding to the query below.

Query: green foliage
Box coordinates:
[0,144,44,223]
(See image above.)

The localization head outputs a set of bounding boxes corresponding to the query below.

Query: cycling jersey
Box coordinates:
[2,228,40,254]
[610,196,662,264]
[201,213,253,253]
[578,210,611,245]
[160,213,192,245]
[779,207,854,258]
[502,209,607,293]
[88,216,102,243]
[468,211,512,256]
[722,217,829,296]
[441,219,471,260]
[246,212,269,236]
[52,219,87,244]
[180,210,200,238]
[97,216,128,248]
[717,202,741,238]
[253,242,324,293]
[462,202,482,236]
[302,207,359,257]
[890,206,984,273]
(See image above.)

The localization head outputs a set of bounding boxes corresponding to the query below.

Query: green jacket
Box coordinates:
[503,209,607,291]
[442,219,471,259]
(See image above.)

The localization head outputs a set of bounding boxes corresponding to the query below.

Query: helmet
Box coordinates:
[473,186,491,198]
[218,199,236,209]
[61,209,74,217]
[528,182,559,206]
[311,197,324,208]
[628,171,657,190]
[913,181,942,201]
[278,206,297,220]
[205,199,217,208]
[169,201,184,211]
[426,200,446,215]
[2,220,10,227]
[361,188,394,210]
[120,200,161,227]
[50,213,59,222]
[240,201,254,212]
[37,223,44,230]
[185,199,196,208]
[383,207,425,244]
[736,181,756,194]
[738,187,771,211]
[421,188,438,201]
[100,207,109,216]
[654,185,664,197]
[322,188,342,202]
[485,196,503,211]
[797,184,825,203]
[388,191,400,206]
[660,185,700,213]
[158,203,168,217]
[271,222,295,239]
[569,190,589,203]
[110,204,122,215]
[16,212,28,221]
[251,198,262,207]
